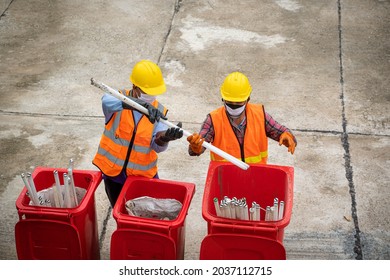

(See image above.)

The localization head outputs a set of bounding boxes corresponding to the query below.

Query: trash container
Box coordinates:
[110,176,195,260]
[200,161,294,260]
[15,167,102,260]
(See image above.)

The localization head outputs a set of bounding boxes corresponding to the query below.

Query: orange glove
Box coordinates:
[187,133,205,155]
[279,132,296,155]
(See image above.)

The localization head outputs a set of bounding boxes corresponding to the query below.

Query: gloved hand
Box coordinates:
[187,133,205,155]
[279,131,296,155]
[122,99,167,124]
[160,122,184,142]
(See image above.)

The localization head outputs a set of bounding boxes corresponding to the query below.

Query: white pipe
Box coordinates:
[249,207,255,221]
[53,170,64,207]
[25,173,40,206]
[63,173,72,208]
[265,206,271,221]
[278,201,285,220]
[273,198,279,221]
[243,205,249,220]
[213,197,221,217]
[21,173,39,206]
[68,159,78,207]
[91,78,250,171]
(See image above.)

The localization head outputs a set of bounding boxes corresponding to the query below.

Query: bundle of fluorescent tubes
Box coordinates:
[20,159,84,208]
[214,196,284,221]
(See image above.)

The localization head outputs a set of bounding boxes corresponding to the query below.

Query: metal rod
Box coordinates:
[90,78,250,171]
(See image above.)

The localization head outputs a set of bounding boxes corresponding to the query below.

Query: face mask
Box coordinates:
[139,93,156,103]
[225,103,246,117]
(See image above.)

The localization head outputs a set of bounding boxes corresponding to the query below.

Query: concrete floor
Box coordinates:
[0,0,389,260]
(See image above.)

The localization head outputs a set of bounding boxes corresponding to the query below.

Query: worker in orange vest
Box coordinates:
[93,60,183,207]
[187,72,296,163]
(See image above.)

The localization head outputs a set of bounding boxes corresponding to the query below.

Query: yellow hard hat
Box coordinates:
[130,60,166,95]
[220,72,252,102]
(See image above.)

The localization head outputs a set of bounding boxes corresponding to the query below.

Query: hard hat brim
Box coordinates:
[220,89,251,102]
[221,94,250,102]
[139,83,166,96]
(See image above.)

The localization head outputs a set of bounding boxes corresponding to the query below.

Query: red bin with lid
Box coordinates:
[200,162,294,260]
[110,176,195,260]
[15,167,102,260]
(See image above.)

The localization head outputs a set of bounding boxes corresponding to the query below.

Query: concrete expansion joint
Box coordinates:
[0,0,14,19]
[337,0,363,260]
[99,206,112,250]
[0,109,104,120]
[158,0,183,64]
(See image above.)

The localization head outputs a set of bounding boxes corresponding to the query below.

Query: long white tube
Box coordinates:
[213,197,221,217]
[53,170,64,207]
[26,173,40,206]
[278,201,285,220]
[68,159,78,207]
[63,173,72,208]
[273,198,279,221]
[91,78,250,171]
[21,173,39,206]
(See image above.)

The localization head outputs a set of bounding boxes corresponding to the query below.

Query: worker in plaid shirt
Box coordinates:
[187,72,297,163]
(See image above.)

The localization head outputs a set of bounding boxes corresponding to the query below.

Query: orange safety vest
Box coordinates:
[93,90,168,178]
[209,103,268,164]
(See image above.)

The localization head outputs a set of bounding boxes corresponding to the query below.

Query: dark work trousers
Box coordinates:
[104,178,123,208]
[104,173,159,208]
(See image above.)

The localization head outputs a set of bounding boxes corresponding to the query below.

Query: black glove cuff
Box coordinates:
[122,102,133,110]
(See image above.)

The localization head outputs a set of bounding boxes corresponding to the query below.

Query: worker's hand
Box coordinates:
[187,133,205,155]
[123,99,167,124]
[161,122,184,142]
[279,131,296,155]
[145,105,167,124]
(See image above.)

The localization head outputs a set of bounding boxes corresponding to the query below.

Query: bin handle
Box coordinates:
[210,221,278,233]
[116,218,171,233]
[18,208,71,220]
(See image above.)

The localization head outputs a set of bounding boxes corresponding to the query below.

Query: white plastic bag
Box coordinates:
[29,186,86,208]
[125,196,182,220]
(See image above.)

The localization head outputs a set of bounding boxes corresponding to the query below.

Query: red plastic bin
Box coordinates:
[200,234,286,260]
[202,162,294,243]
[111,176,195,260]
[15,167,102,260]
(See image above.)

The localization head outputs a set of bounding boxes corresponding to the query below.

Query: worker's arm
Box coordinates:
[102,94,122,123]
[151,121,170,152]
[264,112,297,154]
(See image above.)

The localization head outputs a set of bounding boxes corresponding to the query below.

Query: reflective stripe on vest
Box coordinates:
[93,96,167,178]
[209,103,268,164]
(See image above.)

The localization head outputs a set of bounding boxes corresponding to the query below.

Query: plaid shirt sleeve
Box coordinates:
[265,112,297,144]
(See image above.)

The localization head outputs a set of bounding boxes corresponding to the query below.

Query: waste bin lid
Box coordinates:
[15,219,81,260]
[200,233,286,260]
[110,228,176,260]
